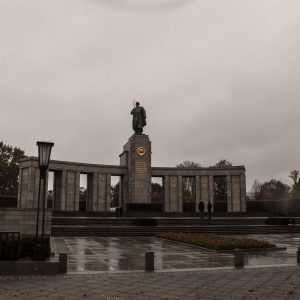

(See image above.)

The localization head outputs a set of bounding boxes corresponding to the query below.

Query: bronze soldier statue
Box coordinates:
[131,102,146,134]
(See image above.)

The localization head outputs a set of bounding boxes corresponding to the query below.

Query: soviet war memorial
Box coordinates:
[1,1,300,300]
[17,101,246,216]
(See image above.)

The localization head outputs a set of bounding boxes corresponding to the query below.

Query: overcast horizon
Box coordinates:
[1,0,300,191]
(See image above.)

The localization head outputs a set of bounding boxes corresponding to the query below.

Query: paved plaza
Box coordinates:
[51,236,234,272]
[1,266,300,299]
[1,234,300,299]
[51,234,300,273]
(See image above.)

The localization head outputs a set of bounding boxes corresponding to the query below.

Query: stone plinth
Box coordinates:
[120,134,151,205]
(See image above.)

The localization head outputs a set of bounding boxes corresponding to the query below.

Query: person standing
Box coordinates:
[198,200,205,219]
[119,206,124,217]
[207,201,212,220]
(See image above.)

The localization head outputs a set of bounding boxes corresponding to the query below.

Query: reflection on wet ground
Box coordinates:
[51,236,233,272]
[235,233,300,267]
[51,234,300,273]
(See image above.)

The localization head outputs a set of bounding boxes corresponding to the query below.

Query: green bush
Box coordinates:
[157,232,275,250]
[20,236,50,259]
[0,235,50,260]
[0,195,18,207]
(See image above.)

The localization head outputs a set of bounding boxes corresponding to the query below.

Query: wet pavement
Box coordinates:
[236,233,300,267]
[51,236,234,272]
[51,234,300,273]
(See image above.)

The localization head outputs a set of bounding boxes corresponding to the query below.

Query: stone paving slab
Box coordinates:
[51,236,234,272]
[1,266,300,299]
[51,235,300,273]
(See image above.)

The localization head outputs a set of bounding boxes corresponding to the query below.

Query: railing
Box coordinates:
[0,232,21,260]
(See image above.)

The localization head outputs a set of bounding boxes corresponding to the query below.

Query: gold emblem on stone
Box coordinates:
[137,146,146,157]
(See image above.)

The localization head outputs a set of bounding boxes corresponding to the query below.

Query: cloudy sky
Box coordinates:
[1,0,300,190]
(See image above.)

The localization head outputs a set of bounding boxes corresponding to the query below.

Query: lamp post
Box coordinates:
[34,141,54,260]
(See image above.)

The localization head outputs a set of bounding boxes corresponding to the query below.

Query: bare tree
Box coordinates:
[176,161,200,204]
[214,160,232,168]
[249,179,261,200]
[176,160,201,168]
[289,170,299,186]
[289,170,300,197]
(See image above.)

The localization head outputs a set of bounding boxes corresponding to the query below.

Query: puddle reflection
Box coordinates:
[52,234,300,273]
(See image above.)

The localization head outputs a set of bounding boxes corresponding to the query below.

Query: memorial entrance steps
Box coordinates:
[51,224,300,236]
[51,214,300,236]
[52,211,275,218]
[51,216,267,226]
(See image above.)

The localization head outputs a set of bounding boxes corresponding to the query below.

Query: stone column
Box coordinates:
[169,176,178,212]
[74,171,80,211]
[60,170,67,211]
[164,176,170,212]
[227,175,232,212]
[53,171,62,211]
[106,173,111,212]
[178,175,183,213]
[85,173,92,211]
[232,175,241,212]
[66,171,76,211]
[26,166,36,208]
[120,175,129,210]
[33,168,40,209]
[19,166,35,209]
[240,173,247,212]
[17,168,22,208]
[97,174,107,211]
[44,171,49,209]
[209,175,214,212]
[195,176,201,212]
[200,176,209,211]
[91,172,98,211]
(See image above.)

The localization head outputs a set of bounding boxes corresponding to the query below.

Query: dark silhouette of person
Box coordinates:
[115,207,120,217]
[207,201,212,220]
[119,206,124,217]
[198,200,205,219]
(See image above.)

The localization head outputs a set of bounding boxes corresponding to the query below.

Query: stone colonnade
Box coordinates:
[18,157,246,213]
[152,168,246,213]
[18,158,128,212]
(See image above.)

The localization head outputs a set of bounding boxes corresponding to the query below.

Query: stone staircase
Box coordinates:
[51,213,300,236]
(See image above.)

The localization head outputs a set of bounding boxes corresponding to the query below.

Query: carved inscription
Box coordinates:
[98,174,107,211]
[201,176,208,185]
[231,175,241,212]
[169,176,178,212]
[66,171,75,211]
[135,161,148,176]
[200,176,209,203]
[67,172,75,193]
[99,174,106,182]
[170,176,177,188]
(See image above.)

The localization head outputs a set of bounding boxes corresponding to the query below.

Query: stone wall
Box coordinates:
[0,208,51,235]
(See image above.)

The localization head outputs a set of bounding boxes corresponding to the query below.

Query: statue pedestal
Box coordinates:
[120,134,151,207]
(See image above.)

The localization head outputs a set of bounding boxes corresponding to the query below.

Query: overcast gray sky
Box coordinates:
[1,0,300,190]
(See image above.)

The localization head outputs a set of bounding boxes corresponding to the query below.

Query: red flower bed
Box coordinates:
[157,232,275,250]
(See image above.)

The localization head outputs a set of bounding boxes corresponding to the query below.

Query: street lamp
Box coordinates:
[34,141,54,260]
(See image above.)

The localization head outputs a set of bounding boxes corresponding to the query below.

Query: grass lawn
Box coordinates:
[157,232,275,251]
